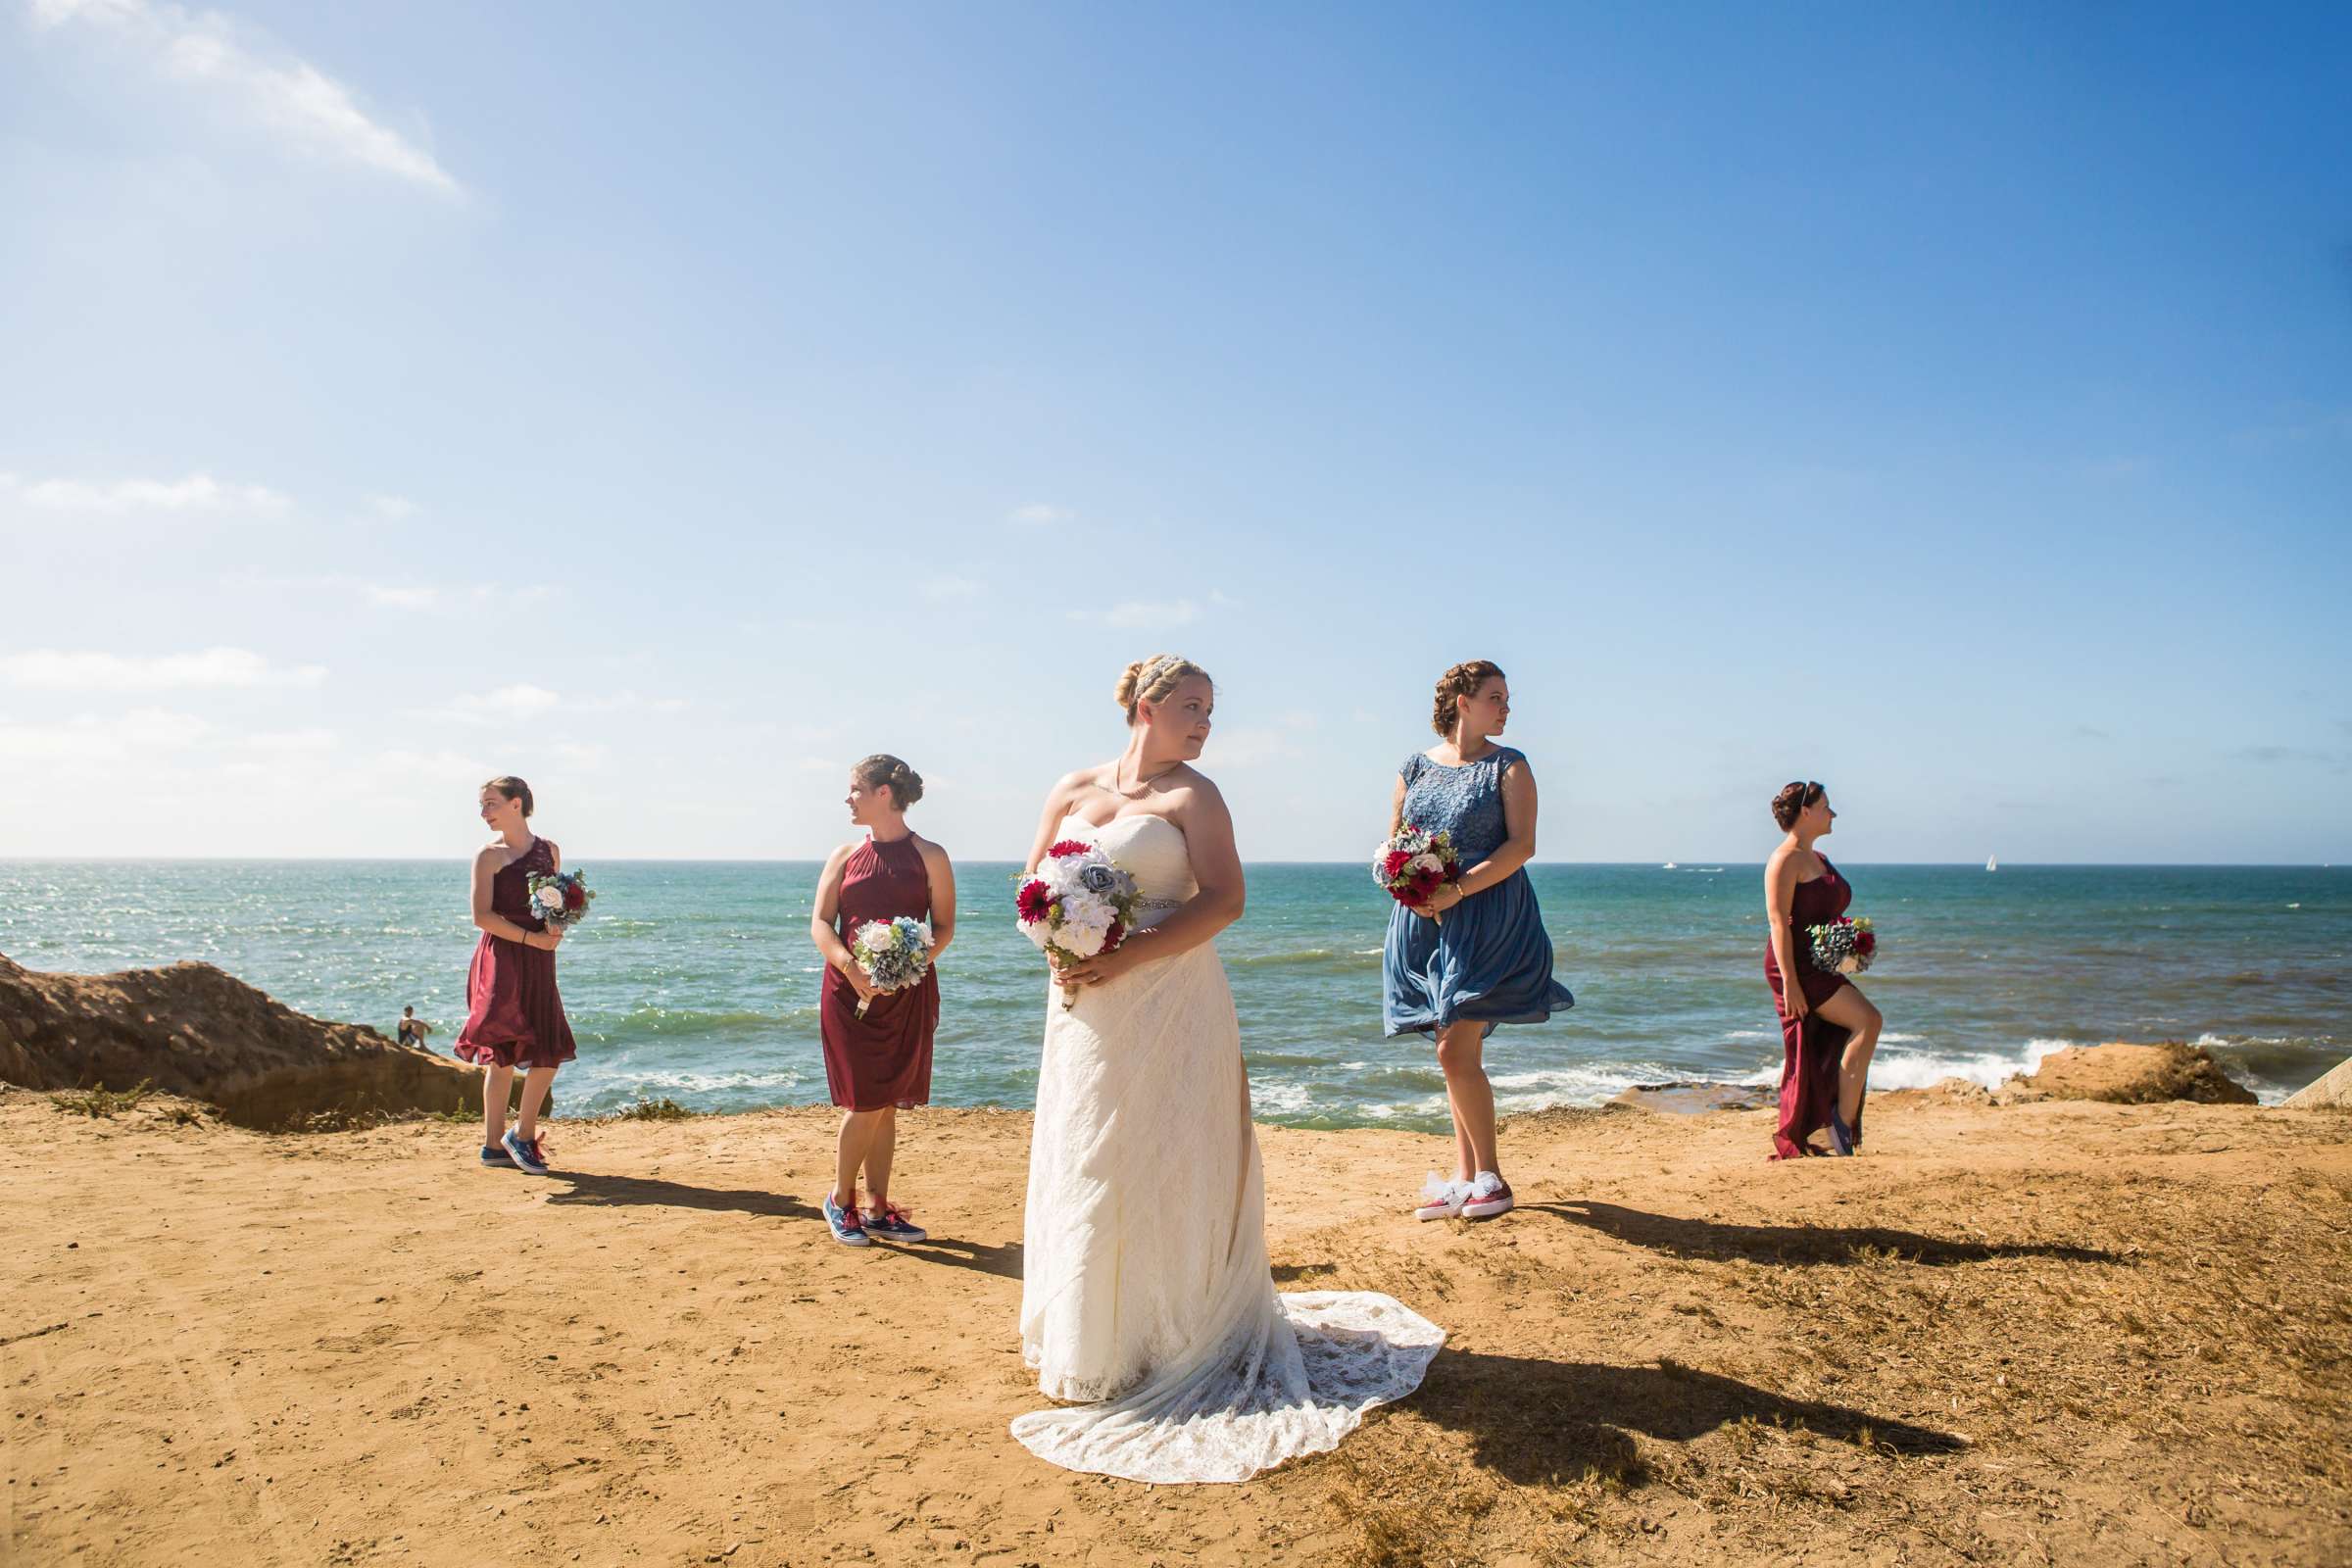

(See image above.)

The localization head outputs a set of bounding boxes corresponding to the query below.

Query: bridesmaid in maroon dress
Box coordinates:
[808,755,956,1246]
[455,776,577,1175]
[1764,781,1883,1158]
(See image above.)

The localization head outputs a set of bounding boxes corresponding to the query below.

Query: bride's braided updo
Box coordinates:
[853,754,924,808]
[1114,654,1213,723]
[1431,660,1505,737]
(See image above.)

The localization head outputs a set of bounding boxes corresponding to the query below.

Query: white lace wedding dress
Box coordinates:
[1012,811,1445,1483]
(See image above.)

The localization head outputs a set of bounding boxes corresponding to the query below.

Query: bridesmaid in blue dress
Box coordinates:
[1383,661,1574,1223]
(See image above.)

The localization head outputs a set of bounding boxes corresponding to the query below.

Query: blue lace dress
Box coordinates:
[1382,747,1575,1038]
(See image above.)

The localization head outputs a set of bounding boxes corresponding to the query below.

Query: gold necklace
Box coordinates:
[1110,757,1179,797]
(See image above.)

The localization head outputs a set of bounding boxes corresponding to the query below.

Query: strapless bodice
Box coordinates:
[1056,812,1195,925]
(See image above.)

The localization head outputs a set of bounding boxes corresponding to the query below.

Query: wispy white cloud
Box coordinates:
[378,746,494,782]
[432,684,561,726]
[1008,503,1076,527]
[362,580,551,614]
[30,0,462,197]
[247,726,337,754]
[572,689,689,715]
[0,469,291,514]
[919,575,985,603]
[368,494,419,520]
[0,646,326,690]
[1068,598,1200,630]
[0,707,211,761]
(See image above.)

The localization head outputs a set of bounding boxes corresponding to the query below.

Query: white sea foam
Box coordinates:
[1251,1080,1316,1115]
[1487,1062,1684,1110]
[610,1068,810,1095]
[1736,1036,2074,1093]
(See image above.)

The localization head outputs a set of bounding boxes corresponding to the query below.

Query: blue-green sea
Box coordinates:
[1,861,2343,1130]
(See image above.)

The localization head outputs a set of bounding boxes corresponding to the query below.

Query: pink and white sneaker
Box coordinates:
[1460,1172,1514,1219]
[1413,1173,1468,1221]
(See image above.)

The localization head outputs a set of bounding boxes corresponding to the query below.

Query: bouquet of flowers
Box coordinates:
[526,868,595,927]
[849,915,932,1018]
[1015,838,1144,1008]
[1807,914,1877,975]
[1374,824,1462,920]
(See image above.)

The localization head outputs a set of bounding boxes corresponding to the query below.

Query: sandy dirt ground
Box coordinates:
[5,1088,2349,1567]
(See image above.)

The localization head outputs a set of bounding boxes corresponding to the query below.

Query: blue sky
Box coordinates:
[2,1,2346,863]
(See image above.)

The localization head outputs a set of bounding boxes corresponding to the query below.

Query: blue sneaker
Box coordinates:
[1826,1110,1857,1157]
[822,1190,871,1247]
[863,1200,928,1244]
[479,1144,514,1168]
[501,1128,551,1176]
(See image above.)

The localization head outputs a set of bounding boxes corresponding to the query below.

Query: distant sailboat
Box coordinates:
[1662,861,1678,870]
[1986,855,1999,872]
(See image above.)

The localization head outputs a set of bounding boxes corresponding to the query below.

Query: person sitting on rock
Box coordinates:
[396,1006,434,1049]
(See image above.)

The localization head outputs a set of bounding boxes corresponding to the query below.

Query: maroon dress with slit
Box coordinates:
[820,836,939,1111]
[1766,857,1857,1159]
[454,837,578,1070]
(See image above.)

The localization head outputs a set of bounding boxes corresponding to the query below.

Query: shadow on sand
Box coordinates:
[1533,1200,2118,1267]
[1414,1350,1964,1486]
[545,1173,1023,1278]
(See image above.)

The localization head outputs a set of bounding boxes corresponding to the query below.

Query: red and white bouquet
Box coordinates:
[1807,915,1877,975]
[1374,824,1461,919]
[526,868,595,927]
[1015,839,1144,1008]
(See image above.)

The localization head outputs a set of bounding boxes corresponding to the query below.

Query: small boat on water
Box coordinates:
[1986,855,1999,872]
[1662,861,1678,870]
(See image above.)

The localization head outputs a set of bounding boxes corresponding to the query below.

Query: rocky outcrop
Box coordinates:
[1999,1042,2256,1106]
[1608,1081,1776,1114]
[0,953,480,1130]
[2283,1055,2352,1109]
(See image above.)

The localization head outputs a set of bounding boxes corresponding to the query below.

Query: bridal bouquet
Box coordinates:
[1374,824,1462,918]
[1016,839,1144,1008]
[848,915,932,1019]
[526,868,596,927]
[1807,914,1877,975]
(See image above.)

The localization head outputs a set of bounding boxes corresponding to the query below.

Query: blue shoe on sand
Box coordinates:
[863,1201,928,1244]
[479,1144,514,1168]
[1826,1110,1857,1157]
[823,1190,871,1247]
[501,1128,551,1176]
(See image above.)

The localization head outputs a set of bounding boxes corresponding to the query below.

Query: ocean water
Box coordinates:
[1,861,2343,1130]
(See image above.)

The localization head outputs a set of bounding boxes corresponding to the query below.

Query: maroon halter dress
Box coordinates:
[1765,856,1857,1159]
[819,835,940,1111]
[454,837,578,1071]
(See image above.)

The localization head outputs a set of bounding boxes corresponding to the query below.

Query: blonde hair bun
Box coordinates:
[1115,655,1212,722]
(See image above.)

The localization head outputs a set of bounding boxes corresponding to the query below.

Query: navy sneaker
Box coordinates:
[823,1190,871,1247]
[479,1143,514,1168]
[863,1201,928,1244]
[1826,1110,1857,1157]
[501,1128,552,1175]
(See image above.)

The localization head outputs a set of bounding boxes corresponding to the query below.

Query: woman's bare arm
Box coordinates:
[470,847,550,946]
[918,838,956,961]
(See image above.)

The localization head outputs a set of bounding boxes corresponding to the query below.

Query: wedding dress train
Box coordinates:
[1013,812,1444,1483]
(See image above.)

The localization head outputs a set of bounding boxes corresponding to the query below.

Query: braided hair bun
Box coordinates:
[1114,655,1212,722]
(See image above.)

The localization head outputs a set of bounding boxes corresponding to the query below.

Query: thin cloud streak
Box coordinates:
[0,647,326,690]
[0,470,291,514]
[30,0,462,197]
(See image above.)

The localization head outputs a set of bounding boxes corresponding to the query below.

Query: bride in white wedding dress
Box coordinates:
[1012,655,1444,1484]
